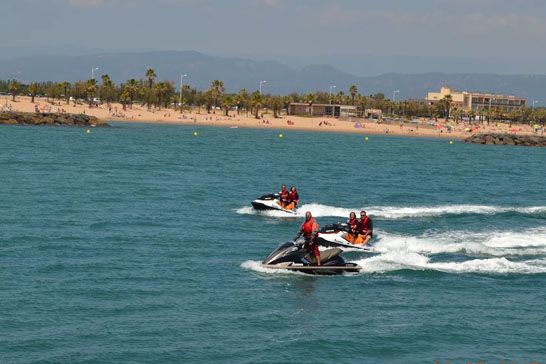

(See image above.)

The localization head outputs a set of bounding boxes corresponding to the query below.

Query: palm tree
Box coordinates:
[8,80,20,101]
[100,75,114,106]
[145,68,156,110]
[29,82,38,103]
[126,79,139,108]
[209,80,225,110]
[86,79,97,107]
[59,81,71,104]
[250,91,262,119]
[349,85,358,105]
[222,94,234,116]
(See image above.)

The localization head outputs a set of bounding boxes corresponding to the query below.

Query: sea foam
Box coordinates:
[236,203,546,219]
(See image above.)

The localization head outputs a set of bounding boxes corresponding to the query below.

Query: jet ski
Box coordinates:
[261,241,361,275]
[251,193,297,214]
[316,223,378,253]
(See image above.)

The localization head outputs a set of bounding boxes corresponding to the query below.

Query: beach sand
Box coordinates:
[2,96,537,139]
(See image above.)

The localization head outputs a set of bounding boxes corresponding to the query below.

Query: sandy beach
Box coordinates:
[2,95,538,139]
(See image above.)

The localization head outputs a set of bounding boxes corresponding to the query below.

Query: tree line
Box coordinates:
[1,69,544,125]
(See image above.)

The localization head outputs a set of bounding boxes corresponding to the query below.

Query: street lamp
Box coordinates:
[392,89,400,102]
[259,80,267,95]
[180,74,188,112]
[392,90,400,115]
[329,85,337,105]
[91,67,99,80]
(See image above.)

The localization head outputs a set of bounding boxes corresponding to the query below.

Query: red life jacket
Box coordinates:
[359,216,371,233]
[289,190,299,201]
[347,218,358,232]
[301,218,318,239]
[279,189,289,201]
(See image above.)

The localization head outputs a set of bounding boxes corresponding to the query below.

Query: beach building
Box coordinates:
[426,86,526,112]
[288,103,357,118]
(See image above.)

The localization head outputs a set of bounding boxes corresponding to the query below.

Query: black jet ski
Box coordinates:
[316,223,377,253]
[251,193,297,214]
[261,241,361,275]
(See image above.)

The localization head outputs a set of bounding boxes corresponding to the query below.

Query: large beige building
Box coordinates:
[426,86,526,112]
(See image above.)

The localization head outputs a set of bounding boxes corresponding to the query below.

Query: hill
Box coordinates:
[1,50,544,101]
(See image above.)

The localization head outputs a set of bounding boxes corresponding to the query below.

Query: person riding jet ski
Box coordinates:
[293,211,321,265]
[251,184,299,213]
[278,184,292,210]
[288,186,299,209]
[357,210,373,246]
[343,211,361,244]
[315,211,376,251]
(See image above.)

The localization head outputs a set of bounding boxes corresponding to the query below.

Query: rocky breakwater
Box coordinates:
[0,111,109,127]
[465,133,546,147]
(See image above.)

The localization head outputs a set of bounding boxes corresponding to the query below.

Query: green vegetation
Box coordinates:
[1,71,545,126]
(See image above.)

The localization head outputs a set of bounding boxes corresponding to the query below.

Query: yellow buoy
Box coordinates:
[449,140,453,144]
[193,131,198,136]
[86,129,91,134]
[278,133,283,138]
[364,136,369,141]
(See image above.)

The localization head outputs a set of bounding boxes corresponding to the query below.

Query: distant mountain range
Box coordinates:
[1,50,545,101]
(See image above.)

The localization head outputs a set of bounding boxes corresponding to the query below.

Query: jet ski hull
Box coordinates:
[251,197,296,214]
[316,224,378,253]
[261,262,361,275]
[261,241,360,275]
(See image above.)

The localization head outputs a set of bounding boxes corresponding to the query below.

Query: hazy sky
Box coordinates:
[4,0,546,60]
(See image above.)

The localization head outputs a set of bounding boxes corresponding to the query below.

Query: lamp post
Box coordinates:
[91,67,99,80]
[329,85,336,105]
[392,90,399,115]
[180,74,188,112]
[392,89,400,102]
[259,80,267,95]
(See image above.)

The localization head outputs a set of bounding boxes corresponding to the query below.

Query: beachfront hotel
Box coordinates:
[426,86,526,112]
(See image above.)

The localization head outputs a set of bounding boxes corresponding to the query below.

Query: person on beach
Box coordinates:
[343,211,361,244]
[294,211,321,266]
[357,210,373,246]
[288,186,299,209]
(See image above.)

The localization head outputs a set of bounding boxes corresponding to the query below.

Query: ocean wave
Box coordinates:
[354,252,546,275]
[243,227,546,276]
[373,227,546,257]
[236,203,546,219]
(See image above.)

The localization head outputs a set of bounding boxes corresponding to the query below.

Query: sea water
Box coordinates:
[1,123,545,363]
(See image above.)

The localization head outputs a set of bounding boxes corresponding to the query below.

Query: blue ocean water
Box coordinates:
[1,122,545,364]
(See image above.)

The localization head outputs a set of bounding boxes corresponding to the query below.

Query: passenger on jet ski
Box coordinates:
[343,212,361,244]
[278,184,291,209]
[293,211,321,265]
[358,210,373,246]
[288,186,299,208]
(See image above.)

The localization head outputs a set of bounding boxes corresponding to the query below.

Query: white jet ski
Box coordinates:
[316,223,378,253]
[251,193,297,214]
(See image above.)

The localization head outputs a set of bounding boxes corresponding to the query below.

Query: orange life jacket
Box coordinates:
[301,218,318,239]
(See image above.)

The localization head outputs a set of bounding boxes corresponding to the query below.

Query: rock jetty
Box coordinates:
[464,133,546,147]
[0,111,108,127]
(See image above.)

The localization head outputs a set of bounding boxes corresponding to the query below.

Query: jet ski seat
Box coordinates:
[304,248,342,264]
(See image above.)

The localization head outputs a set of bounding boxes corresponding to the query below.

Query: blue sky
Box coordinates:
[3,0,546,70]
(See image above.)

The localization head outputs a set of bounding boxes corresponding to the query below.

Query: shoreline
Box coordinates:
[2,96,540,140]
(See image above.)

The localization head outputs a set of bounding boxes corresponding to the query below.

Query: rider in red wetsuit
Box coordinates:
[358,210,373,246]
[294,211,321,266]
